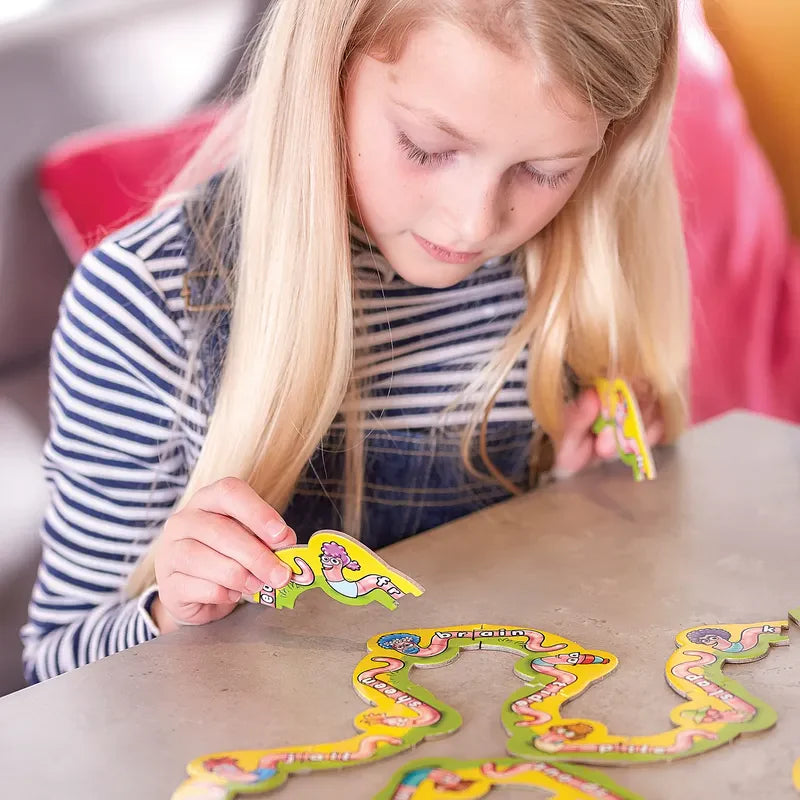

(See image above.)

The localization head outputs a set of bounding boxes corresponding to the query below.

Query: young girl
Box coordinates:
[22,0,688,683]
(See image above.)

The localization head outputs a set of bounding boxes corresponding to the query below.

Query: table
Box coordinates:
[1,411,798,799]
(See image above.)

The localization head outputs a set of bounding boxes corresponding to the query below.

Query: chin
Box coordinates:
[374,237,485,288]
[393,262,478,289]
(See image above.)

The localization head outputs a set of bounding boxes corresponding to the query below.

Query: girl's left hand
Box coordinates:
[553,387,664,478]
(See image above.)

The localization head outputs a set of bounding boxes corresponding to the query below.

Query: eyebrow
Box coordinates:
[394,98,601,162]
[394,99,479,146]
[533,144,601,162]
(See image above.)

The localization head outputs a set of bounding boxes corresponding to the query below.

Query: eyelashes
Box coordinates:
[397,131,572,189]
[397,131,454,168]
[517,163,573,190]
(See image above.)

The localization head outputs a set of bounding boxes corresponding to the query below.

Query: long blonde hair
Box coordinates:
[127,0,689,594]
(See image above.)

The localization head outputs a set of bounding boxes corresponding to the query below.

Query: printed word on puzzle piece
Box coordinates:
[173,619,789,800]
[249,530,423,611]
[376,757,642,800]
[592,377,655,481]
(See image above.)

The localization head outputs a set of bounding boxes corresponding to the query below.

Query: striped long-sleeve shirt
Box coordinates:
[22,200,531,683]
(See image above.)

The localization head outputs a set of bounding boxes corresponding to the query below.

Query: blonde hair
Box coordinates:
[127,0,689,594]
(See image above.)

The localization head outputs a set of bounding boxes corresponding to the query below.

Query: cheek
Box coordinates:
[505,181,581,242]
[347,120,430,232]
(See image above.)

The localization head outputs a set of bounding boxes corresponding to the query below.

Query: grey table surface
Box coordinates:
[1,411,798,800]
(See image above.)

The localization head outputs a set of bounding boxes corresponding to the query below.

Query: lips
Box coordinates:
[413,233,482,265]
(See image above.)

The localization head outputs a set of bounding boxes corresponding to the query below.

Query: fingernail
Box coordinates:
[271,564,293,588]
[272,526,295,547]
[228,590,243,603]
[263,519,288,542]
[245,575,263,593]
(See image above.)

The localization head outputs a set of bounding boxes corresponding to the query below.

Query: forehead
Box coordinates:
[381,21,606,157]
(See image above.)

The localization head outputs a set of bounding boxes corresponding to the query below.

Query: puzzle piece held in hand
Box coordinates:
[249,530,423,611]
[593,378,656,481]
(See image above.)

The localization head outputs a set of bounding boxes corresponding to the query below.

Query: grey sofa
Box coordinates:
[0,0,263,696]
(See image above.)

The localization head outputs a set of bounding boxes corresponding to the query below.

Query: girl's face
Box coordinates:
[344,21,608,288]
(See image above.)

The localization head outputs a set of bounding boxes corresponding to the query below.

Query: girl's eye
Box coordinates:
[520,163,573,190]
[397,132,454,168]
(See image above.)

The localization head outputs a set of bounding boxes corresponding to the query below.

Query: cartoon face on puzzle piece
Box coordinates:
[378,633,423,655]
[318,540,405,600]
[686,629,740,650]
[396,766,475,793]
[536,723,595,748]
[431,769,472,790]
[684,625,784,654]
[319,541,361,598]
[535,652,610,667]
[320,541,350,572]
[423,768,473,791]
[202,757,276,785]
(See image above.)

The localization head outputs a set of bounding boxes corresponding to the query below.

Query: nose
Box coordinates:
[445,174,502,247]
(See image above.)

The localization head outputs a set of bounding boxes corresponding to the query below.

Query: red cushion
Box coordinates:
[38,106,222,263]
[673,1,800,423]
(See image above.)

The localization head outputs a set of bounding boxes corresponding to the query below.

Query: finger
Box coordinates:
[645,417,665,446]
[554,390,602,475]
[594,426,618,460]
[171,510,293,588]
[167,538,270,595]
[558,391,601,452]
[163,572,242,607]
[554,435,595,478]
[189,477,297,550]
[567,390,602,439]
[636,395,658,428]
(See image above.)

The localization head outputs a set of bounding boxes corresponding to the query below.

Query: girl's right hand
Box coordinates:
[151,478,296,633]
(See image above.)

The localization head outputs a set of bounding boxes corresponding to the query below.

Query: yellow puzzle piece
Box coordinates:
[593,377,656,481]
[249,530,423,611]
